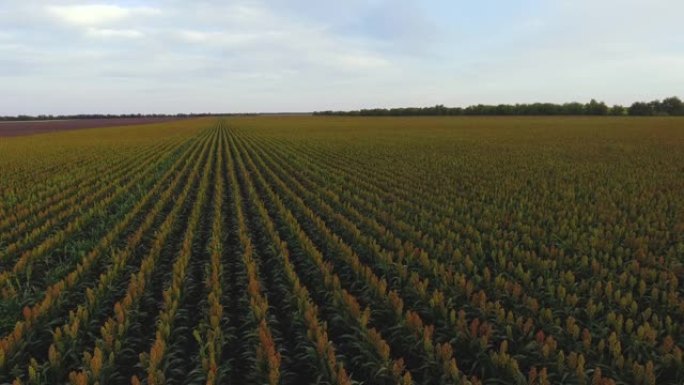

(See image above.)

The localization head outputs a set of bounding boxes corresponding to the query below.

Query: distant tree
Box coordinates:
[495,104,515,115]
[628,102,653,116]
[302,96,680,117]
[609,105,626,116]
[660,96,684,115]
[649,100,665,115]
[561,102,585,115]
[585,99,609,115]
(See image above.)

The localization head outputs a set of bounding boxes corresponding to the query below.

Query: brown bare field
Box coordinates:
[0,117,185,137]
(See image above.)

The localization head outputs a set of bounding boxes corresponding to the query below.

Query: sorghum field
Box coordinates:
[0,116,683,385]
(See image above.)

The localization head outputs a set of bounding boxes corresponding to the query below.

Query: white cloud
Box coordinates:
[176,30,215,43]
[175,30,271,46]
[164,3,393,76]
[46,4,159,27]
[86,28,144,39]
[333,54,389,71]
[1,0,681,114]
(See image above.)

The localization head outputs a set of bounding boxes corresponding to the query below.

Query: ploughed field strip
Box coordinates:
[0,116,683,385]
[0,118,186,137]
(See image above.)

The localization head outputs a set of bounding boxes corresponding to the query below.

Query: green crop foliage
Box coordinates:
[1,116,682,385]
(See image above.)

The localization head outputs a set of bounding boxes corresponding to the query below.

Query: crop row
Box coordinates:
[1,117,682,385]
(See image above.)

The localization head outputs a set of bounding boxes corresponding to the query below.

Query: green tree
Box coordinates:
[628,102,653,116]
[660,96,684,115]
[609,105,626,116]
[585,99,609,115]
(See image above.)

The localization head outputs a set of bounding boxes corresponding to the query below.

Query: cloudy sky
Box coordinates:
[1,0,683,114]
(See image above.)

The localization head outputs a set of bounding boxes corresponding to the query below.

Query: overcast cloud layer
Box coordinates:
[1,0,683,114]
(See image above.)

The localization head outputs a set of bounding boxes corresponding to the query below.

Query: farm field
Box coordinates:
[0,118,187,138]
[0,116,683,385]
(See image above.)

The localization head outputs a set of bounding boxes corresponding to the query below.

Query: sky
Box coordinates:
[1,0,683,114]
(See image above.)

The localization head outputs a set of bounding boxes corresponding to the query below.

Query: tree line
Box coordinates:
[314,97,684,117]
